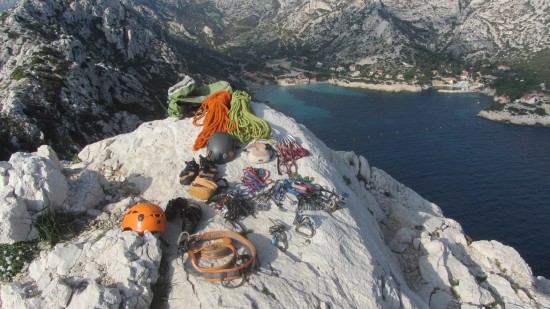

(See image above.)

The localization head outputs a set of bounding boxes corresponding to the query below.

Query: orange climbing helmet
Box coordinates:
[121,203,166,234]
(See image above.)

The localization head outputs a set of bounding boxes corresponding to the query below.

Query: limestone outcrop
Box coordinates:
[1,229,161,308]
[1,103,549,308]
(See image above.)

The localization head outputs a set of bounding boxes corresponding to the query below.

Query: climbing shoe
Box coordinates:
[165,197,188,221]
[179,158,199,185]
[181,203,202,234]
[198,154,217,178]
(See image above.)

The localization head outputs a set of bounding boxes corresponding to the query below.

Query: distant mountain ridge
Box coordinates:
[155,0,549,65]
[0,0,548,160]
[0,0,16,12]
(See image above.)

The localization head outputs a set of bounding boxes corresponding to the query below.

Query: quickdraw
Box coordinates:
[248,188,275,211]
[275,134,308,175]
[269,177,349,213]
[268,219,288,252]
[293,212,316,238]
[237,167,272,198]
[211,191,255,222]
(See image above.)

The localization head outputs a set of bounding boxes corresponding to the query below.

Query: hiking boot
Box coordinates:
[181,203,202,234]
[179,158,199,185]
[198,154,217,178]
[165,197,188,221]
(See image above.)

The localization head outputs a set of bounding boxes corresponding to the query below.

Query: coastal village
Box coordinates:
[245,57,550,127]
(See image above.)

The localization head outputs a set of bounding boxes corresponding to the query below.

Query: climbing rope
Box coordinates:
[192,90,236,151]
[227,91,271,143]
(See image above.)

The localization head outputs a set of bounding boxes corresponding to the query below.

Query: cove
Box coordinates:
[253,83,550,278]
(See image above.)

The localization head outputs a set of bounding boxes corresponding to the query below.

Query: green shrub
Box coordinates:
[10,66,27,80]
[484,103,505,112]
[0,242,38,282]
[533,107,548,116]
[7,32,19,39]
[261,286,277,300]
[508,107,528,116]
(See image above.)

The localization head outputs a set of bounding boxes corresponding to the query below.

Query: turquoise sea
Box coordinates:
[254,84,550,278]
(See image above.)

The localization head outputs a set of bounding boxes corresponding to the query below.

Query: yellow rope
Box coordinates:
[227,91,271,143]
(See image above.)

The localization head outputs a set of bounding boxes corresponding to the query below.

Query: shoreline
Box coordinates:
[327,78,424,92]
[255,74,550,128]
[478,110,550,127]
[265,77,550,128]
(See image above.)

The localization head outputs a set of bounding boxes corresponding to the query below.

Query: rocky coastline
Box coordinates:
[478,110,550,127]
[274,77,550,127]
[327,78,425,92]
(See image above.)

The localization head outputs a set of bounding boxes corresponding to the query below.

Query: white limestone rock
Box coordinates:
[42,278,73,308]
[3,150,68,217]
[67,169,107,213]
[470,240,533,288]
[369,167,443,218]
[34,145,63,171]
[341,150,549,308]
[75,105,431,308]
[67,282,122,309]
[2,103,550,308]
[24,229,161,309]
[0,147,68,243]
[0,186,36,243]
[337,150,371,183]
[446,254,495,306]
[0,281,42,309]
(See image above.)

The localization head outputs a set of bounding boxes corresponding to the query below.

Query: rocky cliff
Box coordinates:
[0,0,239,161]
[163,0,550,64]
[1,103,549,308]
[2,0,549,161]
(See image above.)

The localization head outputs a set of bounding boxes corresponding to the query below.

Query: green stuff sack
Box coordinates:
[167,76,196,118]
[167,76,234,118]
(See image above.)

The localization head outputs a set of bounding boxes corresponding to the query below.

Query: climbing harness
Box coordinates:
[227,91,271,143]
[192,90,236,151]
[177,230,257,286]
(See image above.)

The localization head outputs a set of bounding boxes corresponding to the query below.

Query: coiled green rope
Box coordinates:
[227,91,271,143]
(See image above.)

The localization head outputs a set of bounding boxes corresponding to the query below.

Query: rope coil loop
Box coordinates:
[227,91,271,143]
[192,90,236,151]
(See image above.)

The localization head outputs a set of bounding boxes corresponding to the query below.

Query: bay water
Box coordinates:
[253,84,550,278]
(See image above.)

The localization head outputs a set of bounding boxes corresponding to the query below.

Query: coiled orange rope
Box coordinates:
[192,90,236,151]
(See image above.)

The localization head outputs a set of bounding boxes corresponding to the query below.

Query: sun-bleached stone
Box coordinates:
[0,281,42,309]
[4,150,68,217]
[469,240,533,288]
[1,103,549,309]
[0,186,36,243]
[23,229,161,309]
[66,169,106,213]
[42,278,73,308]
[66,282,122,309]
